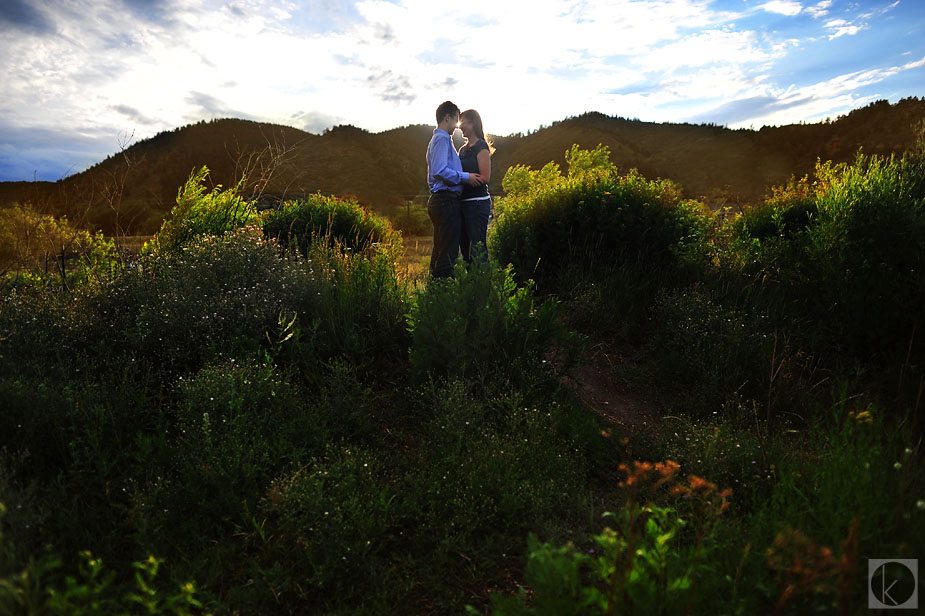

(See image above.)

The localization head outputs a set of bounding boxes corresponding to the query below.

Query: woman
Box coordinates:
[457,109,494,264]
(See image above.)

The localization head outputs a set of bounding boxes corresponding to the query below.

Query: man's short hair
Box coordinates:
[436,101,460,124]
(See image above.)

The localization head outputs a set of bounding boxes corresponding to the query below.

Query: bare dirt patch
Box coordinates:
[563,341,662,437]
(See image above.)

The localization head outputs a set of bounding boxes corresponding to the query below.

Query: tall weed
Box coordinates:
[146,166,260,254]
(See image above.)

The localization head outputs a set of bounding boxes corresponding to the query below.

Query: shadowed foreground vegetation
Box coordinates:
[1,140,924,615]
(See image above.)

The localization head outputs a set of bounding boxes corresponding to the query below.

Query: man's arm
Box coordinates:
[428,134,470,186]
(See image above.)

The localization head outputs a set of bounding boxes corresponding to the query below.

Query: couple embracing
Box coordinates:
[425,100,494,278]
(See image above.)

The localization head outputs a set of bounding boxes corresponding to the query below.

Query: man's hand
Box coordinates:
[468,173,485,186]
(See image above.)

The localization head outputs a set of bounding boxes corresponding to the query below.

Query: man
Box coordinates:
[426,100,483,278]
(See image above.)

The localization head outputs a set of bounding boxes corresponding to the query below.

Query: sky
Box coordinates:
[1,0,923,181]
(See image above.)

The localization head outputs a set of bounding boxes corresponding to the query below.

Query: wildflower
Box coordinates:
[916,500,925,511]
[894,462,902,470]
[656,460,681,477]
[690,475,716,492]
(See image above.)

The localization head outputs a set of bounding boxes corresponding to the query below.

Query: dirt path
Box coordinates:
[563,341,662,437]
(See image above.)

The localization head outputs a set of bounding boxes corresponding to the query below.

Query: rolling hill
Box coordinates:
[1,97,923,234]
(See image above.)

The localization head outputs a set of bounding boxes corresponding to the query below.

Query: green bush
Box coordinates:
[281,239,410,375]
[730,150,925,358]
[0,534,207,616]
[407,259,573,384]
[80,227,293,378]
[412,382,589,549]
[146,166,260,254]
[62,227,408,381]
[132,356,305,547]
[753,387,924,555]
[0,203,121,292]
[390,202,431,236]
[490,145,713,292]
[262,193,401,263]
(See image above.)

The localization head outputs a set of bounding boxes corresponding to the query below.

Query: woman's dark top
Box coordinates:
[459,139,490,201]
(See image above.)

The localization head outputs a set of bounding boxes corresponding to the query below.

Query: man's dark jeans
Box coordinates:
[428,190,461,278]
[460,197,492,264]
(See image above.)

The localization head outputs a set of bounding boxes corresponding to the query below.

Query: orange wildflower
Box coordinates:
[689,475,713,491]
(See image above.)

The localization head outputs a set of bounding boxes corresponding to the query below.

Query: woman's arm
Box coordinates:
[477,147,491,184]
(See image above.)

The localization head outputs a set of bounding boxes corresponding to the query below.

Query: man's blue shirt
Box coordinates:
[426,128,469,194]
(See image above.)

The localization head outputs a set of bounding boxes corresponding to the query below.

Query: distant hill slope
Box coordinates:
[2,98,923,234]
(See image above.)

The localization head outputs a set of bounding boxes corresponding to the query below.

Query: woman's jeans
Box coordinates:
[428,191,461,278]
[460,197,492,264]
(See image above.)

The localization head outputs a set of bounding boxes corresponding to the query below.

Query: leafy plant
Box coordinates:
[145,166,260,254]
[490,145,712,292]
[262,193,401,264]
[408,258,574,384]
[0,203,121,292]
[478,461,733,615]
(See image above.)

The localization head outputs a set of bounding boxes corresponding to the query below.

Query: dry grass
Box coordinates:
[399,233,432,280]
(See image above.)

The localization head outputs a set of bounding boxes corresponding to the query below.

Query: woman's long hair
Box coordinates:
[460,109,495,155]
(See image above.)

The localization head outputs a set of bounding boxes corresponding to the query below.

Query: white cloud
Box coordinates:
[638,29,772,73]
[805,0,832,18]
[823,18,866,39]
[758,1,803,17]
[718,57,925,128]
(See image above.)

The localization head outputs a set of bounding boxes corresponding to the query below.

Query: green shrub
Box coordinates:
[412,383,588,548]
[407,259,572,384]
[146,167,261,254]
[390,202,431,236]
[648,408,783,507]
[0,204,121,292]
[754,388,924,555]
[281,239,410,375]
[730,150,925,359]
[262,193,401,264]
[81,227,292,377]
[162,355,303,520]
[0,533,207,616]
[490,145,713,292]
